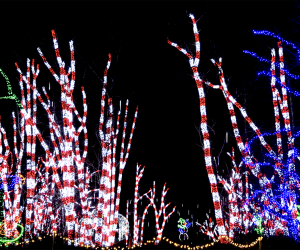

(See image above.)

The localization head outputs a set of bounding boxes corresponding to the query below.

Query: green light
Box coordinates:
[297,205,300,222]
[177,218,187,230]
[0,223,24,244]
[254,212,264,236]
[0,189,24,244]
[0,68,23,109]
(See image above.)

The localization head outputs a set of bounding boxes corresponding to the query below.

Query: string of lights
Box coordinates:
[0,68,23,109]
[3,234,263,250]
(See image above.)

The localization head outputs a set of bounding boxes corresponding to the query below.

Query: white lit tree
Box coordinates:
[0,29,138,248]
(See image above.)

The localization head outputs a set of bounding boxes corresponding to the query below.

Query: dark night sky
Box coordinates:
[1,0,300,243]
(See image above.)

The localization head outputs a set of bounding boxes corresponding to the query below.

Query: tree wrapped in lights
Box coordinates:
[167,13,227,243]
[126,164,175,246]
[0,29,138,247]
[217,147,256,239]
[240,34,300,240]
[195,213,219,242]
[132,163,151,245]
[0,114,24,241]
[168,13,300,242]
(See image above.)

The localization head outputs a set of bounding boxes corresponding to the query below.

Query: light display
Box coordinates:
[178,218,192,241]
[0,10,299,249]
[142,181,176,245]
[125,164,175,246]
[168,13,227,243]
[168,12,300,244]
[242,34,300,241]
[133,163,146,245]
[0,175,23,245]
[196,213,219,242]
[0,29,139,248]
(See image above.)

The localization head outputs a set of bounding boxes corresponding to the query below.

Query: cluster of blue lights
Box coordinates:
[252,30,300,62]
[0,175,21,191]
[240,31,300,241]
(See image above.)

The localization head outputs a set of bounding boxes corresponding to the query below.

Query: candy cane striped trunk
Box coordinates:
[168,13,226,241]
[277,42,297,233]
[109,103,121,243]
[270,49,283,161]
[31,59,38,180]
[44,158,57,234]
[209,59,277,232]
[278,42,294,162]
[107,98,117,246]
[0,129,14,238]
[20,112,64,234]
[270,49,289,235]
[126,200,129,246]
[243,171,251,233]
[2,174,13,237]
[25,143,35,241]
[95,54,111,247]
[218,83,278,193]
[228,192,239,240]
[149,182,160,245]
[133,172,139,244]
[101,104,113,246]
[97,55,113,247]
[59,84,76,243]
[140,203,151,244]
[109,101,118,245]
[17,61,67,238]
[133,164,145,244]
[110,100,128,243]
[145,182,176,245]
[113,104,138,245]
[223,87,275,200]
[193,72,225,239]
[218,178,234,240]
[11,113,23,235]
[278,43,296,179]
[215,60,276,198]
[49,173,58,233]
[73,87,89,245]
[231,151,243,232]
[40,30,82,242]
[24,59,34,240]
[33,169,45,234]
[84,171,93,246]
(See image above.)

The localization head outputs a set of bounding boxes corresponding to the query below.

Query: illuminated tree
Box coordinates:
[168,12,300,243]
[168,13,227,242]
[0,29,138,248]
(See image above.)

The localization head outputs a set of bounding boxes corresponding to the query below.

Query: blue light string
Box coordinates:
[257,70,300,98]
[243,50,300,80]
[242,31,300,240]
[243,187,300,240]
[241,126,300,240]
[252,30,300,63]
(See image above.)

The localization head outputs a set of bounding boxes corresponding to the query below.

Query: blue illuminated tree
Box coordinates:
[241,31,300,242]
